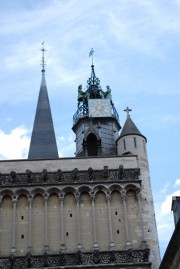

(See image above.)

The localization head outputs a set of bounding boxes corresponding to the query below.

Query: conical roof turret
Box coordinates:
[28,44,58,159]
[119,107,146,141]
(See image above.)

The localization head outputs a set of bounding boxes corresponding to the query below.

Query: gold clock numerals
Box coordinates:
[88,99,111,117]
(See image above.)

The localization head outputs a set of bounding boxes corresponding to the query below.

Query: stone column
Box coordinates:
[136,191,148,249]
[44,193,49,252]
[11,195,17,253]
[75,193,82,250]
[59,194,65,251]
[121,190,132,250]
[28,195,33,253]
[90,192,99,250]
[106,192,115,250]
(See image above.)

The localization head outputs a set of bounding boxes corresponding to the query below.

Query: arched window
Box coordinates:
[87,133,98,156]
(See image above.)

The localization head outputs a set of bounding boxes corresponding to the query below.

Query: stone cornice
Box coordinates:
[0,167,140,187]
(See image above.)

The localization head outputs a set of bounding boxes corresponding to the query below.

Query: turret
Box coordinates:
[117,107,149,170]
[72,56,121,157]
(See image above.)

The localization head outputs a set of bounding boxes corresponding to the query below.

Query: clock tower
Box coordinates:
[72,64,121,157]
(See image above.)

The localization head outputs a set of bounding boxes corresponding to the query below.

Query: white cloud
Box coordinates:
[0,126,30,160]
[175,179,180,187]
[160,190,180,215]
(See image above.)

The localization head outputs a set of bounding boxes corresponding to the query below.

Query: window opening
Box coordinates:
[87,133,98,156]
[123,139,126,150]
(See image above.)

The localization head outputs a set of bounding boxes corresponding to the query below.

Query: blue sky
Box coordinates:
[0,0,180,258]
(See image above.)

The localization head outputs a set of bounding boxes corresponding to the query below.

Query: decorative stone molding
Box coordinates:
[0,249,150,268]
[0,168,140,186]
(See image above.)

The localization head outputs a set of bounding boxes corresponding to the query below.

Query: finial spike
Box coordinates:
[89,48,94,65]
[41,41,47,73]
[124,107,132,117]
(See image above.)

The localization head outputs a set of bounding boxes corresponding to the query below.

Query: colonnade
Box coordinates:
[0,185,146,256]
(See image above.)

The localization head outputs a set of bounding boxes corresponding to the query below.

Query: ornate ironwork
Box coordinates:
[73,102,88,124]
[0,167,140,187]
[0,249,150,268]
[73,65,119,124]
[73,102,119,124]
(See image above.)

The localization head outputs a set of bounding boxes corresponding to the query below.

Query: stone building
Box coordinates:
[0,50,160,268]
[159,196,180,269]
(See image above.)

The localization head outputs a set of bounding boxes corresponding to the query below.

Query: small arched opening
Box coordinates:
[87,133,98,156]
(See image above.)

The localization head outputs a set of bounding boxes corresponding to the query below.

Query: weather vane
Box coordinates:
[124,106,132,117]
[41,41,47,72]
[89,48,94,65]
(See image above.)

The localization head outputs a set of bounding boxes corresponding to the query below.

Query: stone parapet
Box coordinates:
[0,248,151,269]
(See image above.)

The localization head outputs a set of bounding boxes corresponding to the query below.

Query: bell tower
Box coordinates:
[72,63,121,157]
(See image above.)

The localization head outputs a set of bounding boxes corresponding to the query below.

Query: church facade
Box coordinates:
[0,50,160,269]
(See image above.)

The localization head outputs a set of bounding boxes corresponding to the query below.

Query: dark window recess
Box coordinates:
[115,211,117,215]
[123,139,126,150]
[143,140,146,152]
[70,213,72,217]
[66,232,69,236]
[21,216,24,220]
[21,235,24,239]
[134,137,137,148]
[87,133,98,156]
[117,230,119,234]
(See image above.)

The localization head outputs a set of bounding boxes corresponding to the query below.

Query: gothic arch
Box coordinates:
[124,183,140,193]
[83,127,101,156]
[93,185,107,195]
[109,184,123,193]
[48,187,60,197]
[31,187,45,197]
[62,186,77,196]
[0,189,14,199]
[78,185,92,194]
[15,189,29,198]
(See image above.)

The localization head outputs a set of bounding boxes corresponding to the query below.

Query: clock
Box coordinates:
[88,99,111,117]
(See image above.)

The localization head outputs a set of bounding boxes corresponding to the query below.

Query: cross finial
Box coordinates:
[124,107,132,117]
[41,41,47,73]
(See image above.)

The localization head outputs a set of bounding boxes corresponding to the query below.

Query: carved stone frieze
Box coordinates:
[0,248,149,268]
[0,168,140,187]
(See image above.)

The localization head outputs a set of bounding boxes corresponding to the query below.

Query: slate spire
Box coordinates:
[28,43,58,159]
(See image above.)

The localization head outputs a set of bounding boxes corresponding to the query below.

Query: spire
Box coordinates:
[120,107,147,141]
[28,43,59,159]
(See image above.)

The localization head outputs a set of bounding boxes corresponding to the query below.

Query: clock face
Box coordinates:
[88,99,111,117]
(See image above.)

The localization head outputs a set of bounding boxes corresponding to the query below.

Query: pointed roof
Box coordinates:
[28,45,58,159]
[120,112,147,141]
